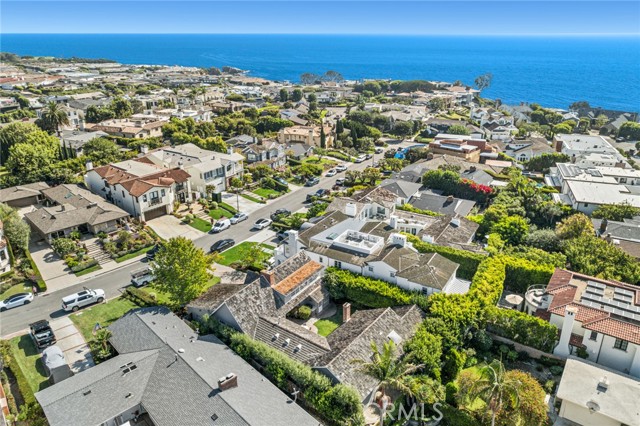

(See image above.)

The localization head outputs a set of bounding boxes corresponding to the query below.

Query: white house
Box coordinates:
[556,358,640,426]
[0,220,11,273]
[527,269,640,378]
[85,159,191,221]
[554,134,629,168]
[143,143,244,197]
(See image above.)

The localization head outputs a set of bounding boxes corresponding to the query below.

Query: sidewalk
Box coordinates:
[49,317,94,373]
[43,253,148,294]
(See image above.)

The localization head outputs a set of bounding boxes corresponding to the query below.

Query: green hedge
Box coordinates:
[123,287,157,307]
[202,317,364,425]
[0,340,36,406]
[407,234,485,280]
[484,306,558,352]
[397,203,441,217]
[24,250,46,292]
[219,202,238,214]
[503,256,555,293]
[324,267,421,309]
[326,150,351,161]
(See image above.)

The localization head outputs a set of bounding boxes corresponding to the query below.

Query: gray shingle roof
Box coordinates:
[409,192,476,216]
[36,307,318,426]
[0,181,49,203]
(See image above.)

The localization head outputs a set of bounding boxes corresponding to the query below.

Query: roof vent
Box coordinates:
[450,218,461,227]
[178,348,185,353]
[120,362,138,375]
[597,376,609,393]
[196,356,205,362]
[272,333,279,341]
[83,390,92,396]
[284,338,291,347]
[294,344,302,353]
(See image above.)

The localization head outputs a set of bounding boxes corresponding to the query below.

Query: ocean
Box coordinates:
[2,34,639,111]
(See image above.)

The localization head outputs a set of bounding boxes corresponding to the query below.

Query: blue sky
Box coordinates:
[2,1,639,35]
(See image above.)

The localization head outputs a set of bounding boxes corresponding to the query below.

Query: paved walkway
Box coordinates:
[49,317,94,373]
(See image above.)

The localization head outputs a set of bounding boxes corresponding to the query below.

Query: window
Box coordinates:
[142,195,147,202]
[318,257,323,263]
[122,190,125,198]
[0,250,6,261]
[368,266,374,272]
[589,331,598,341]
[226,164,233,172]
[390,271,396,277]
[583,203,589,208]
[334,260,342,268]
[161,189,165,197]
[614,338,628,351]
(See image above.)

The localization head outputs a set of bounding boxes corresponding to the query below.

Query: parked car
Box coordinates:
[307,189,329,201]
[0,292,33,312]
[326,169,337,177]
[354,155,367,163]
[61,288,105,312]
[335,177,345,186]
[375,147,384,154]
[30,320,56,349]
[305,177,320,186]
[276,230,290,241]
[131,267,154,287]
[230,212,248,224]
[210,238,235,253]
[146,244,160,260]
[365,153,373,160]
[270,208,292,221]
[253,218,273,230]
[211,218,231,233]
[335,164,348,172]
[275,177,289,186]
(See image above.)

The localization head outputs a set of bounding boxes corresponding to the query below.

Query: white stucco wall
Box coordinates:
[559,400,621,426]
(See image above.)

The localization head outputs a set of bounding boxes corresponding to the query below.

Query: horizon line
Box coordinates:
[3,32,640,37]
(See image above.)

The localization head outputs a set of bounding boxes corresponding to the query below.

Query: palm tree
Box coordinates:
[41,101,69,135]
[93,328,113,359]
[467,360,521,426]
[352,340,423,402]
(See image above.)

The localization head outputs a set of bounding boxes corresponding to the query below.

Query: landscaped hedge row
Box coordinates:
[484,306,558,353]
[219,202,238,214]
[326,150,351,161]
[24,250,46,292]
[123,287,157,307]
[407,234,485,280]
[0,340,36,406]
[397,203,441,217]
[70,258,99,273]
[324,267,420,309]
[202,317,365,425]
[503,256,555,294]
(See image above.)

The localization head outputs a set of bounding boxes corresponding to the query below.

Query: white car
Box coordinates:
[131,267,154,287]
[211,218,231,233]
[326,169,337,177]
[230,212,248,224]
[253,218,272,230]
[335,164,348,172]
[62,288,105,312]
[354,155,367,163]
[0,292,34,312]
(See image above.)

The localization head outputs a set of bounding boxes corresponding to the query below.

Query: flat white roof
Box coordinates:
[567,180,640,206]
[557,358,640,425]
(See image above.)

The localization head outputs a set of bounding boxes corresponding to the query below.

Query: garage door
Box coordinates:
[144,206,166,221]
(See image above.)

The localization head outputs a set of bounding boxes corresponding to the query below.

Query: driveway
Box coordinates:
[29,239,70,282]
[221,191,263,216]
[147,214,205,241]
[49,317,94,373]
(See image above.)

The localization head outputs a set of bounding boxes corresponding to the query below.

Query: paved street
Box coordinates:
[0,146,409,338]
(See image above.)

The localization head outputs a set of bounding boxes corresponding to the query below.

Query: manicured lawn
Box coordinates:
[208,208,233,220]
[188,217,212,233]
[141,276,220,306]
[216,242,274,267]
[314,305,357,337]
[115,245,155,263]
[240,193,263,204]
[0,282,31,301]
[303,156,338,169]
[74,264,102,277]
[9,335,50,393]
[70,297,138,342]
[253,188,282,198]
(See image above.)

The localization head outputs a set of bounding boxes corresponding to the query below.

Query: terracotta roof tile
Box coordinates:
[272,261,323,296]
[583,317,640,345]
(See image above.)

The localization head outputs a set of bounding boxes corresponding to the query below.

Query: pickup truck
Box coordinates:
[131,267,155,287]
[30,320,56,350]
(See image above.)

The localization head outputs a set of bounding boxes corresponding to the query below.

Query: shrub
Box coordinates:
[97,231,108,239]
[503,255,555,293]
[445,382,459,406]
[71,258,98,273]
[484,306,558,352]
[24,250,46,291]
[288,305,312,320]
[0,340,36,406]
[123,287,157,307]
[51,237,77,256]
[549,365,564,376]
[69,230,82,240]
[544,379,556,394]
[407,234,485,280]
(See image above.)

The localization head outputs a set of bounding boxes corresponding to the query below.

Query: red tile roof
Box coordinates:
[569,333,586,349]
[583,317,640,346]
[549,303,609,324]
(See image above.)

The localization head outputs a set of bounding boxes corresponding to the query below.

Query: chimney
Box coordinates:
[287,230,299,256]
[390,233,407,247]
[446,195,454,203]
[85,160,93,171]
[79,119,85,131]
[218,373,238,391]
[426,152,434,160]
[599,218,608,234]
[553,305,578,357]
[345,202,357,217]
[605,233,612,243]
[308,128,314,145]
[342,303,351,323]
[389,215,398,229]
[262,270,276,287]
[469,165,476,172]
[140,144,148,155]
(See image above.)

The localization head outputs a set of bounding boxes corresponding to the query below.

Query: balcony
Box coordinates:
[148,197,162,207]
[175,183,187,192]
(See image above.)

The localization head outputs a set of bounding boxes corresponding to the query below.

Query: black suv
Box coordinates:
[146,244,160,260]
[270,209,291,221]
[30,320,56,350]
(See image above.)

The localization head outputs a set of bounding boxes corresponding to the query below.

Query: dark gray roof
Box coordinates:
[0,181,49,203]
[409,192,476,217]
[285,143,313,157]
[396,253,458,289]
[37,307,318,426]
[24,184,129,234]
[379,179,422,199]
[312,306,424,400]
